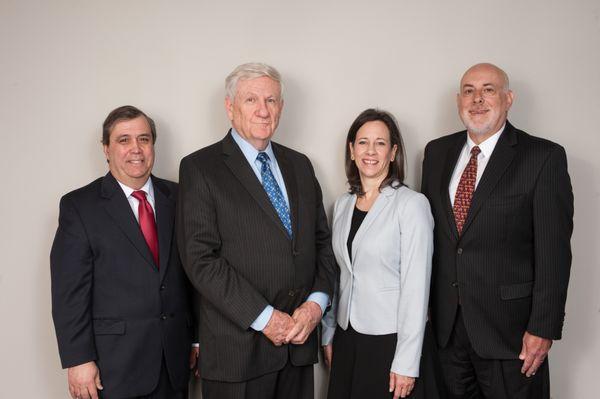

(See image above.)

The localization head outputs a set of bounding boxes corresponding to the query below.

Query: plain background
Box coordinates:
[1,1,598,398]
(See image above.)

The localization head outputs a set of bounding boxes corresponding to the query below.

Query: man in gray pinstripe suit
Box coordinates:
[421,63,573,399]
[177,63,336,399]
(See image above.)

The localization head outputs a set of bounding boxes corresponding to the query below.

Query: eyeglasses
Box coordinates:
[460,86,499,98]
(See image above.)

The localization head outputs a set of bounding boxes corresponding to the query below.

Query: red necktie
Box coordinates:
[453,146,481,235]
[132,190,159,267]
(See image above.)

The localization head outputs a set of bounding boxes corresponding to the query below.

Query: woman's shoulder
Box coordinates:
[387,185,431,212]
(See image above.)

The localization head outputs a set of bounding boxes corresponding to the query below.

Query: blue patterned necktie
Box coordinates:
[256,152,292,238]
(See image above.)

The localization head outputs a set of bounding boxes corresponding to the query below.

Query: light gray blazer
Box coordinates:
[322,184,433,376]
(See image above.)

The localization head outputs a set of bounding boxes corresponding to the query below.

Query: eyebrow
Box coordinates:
[462,83,497,88]
[115,133,151,139]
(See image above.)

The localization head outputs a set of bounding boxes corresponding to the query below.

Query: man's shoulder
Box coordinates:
[181,140,222,165]
[272,141,311,165]
[512,126,565,154]
[61,176,105,204]
[152,176,178,199]
[425,130,465,151]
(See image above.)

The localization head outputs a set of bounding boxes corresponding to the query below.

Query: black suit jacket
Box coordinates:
[177,131,337,382]
[421,121,573,359]
[51,173,194,398]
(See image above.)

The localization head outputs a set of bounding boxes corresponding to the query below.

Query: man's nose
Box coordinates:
[473,90,484,104]
[131,140,142,152]
[256,100,270,117]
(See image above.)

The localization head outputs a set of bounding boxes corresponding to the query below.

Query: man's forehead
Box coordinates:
[461,66,505,87]
[110,119,151,137]
[236,77,280,95]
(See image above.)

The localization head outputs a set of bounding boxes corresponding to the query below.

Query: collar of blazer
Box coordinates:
[100,172,174,276]
[440,121,519,240]
[338,184,399,269]
[221,130,299,242]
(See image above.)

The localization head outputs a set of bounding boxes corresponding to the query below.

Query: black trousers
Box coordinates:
[201,361,314,399]
[437,308,550,399]
[327,323,445,399]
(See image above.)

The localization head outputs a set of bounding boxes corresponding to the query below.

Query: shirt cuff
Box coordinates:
[306,292,329,316]
[250,305,274,331]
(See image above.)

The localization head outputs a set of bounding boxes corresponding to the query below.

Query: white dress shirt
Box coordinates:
[116,177,156,221]
[448,125,505,205]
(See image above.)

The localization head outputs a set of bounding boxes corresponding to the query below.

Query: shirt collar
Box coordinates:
[116,176,154,201]
[466,123,505,159]
[231,128,276,163]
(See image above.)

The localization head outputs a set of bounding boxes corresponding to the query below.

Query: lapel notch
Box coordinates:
[100,173,157,269]
[221,132,291,239]
[461,123,517,235]
[153,177,175,281]
[440,134,467,240]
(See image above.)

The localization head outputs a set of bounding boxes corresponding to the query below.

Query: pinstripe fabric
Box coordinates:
[176,131,336,382]
[421,121,573,359]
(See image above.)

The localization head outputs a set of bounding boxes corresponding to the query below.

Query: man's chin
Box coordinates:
[464,121,493,137]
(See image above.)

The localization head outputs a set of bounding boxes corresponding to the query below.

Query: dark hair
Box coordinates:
[102,105,156,145]
[345,108,406,196]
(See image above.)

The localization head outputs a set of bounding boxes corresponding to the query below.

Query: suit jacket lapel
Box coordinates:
[273,143,299,243]
[101,173,156,268]
[153,177,174,282]
[338,194,356,272]
[222,132,290,239]
[440,134,466,241]
[461,122,517,236]
[351,186,393,262]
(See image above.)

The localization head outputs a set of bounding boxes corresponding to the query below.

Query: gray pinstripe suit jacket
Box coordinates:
[177,131,336,382]
[421,121,573,359]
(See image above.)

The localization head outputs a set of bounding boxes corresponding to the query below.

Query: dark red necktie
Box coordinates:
[132,190,159,267]
[453,146,481,235]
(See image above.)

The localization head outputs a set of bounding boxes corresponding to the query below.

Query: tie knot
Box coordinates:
[471,146,481,156]
[256,152,270,165]
[131,190,147,202]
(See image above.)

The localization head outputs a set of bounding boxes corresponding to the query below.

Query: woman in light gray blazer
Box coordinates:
[322,109,441,399]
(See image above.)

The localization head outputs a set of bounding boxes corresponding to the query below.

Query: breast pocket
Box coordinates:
[487,193,526,208]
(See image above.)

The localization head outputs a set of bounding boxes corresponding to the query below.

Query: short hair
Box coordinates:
[225,62,284,100]
[102,105,156,145]
[345,108,406,196]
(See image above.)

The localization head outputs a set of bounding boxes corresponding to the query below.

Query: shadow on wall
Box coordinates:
[550,154,599,398]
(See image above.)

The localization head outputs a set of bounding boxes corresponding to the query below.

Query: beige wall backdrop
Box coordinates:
[1,1,599,398]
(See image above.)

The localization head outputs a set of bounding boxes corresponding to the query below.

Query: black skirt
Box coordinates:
[327,321,446,399]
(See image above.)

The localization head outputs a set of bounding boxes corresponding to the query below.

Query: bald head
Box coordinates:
[460,63,510,92]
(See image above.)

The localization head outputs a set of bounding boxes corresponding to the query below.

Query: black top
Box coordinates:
[347,206,368,263]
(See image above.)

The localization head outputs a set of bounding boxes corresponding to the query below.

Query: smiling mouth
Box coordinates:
[469,109,489,116]
[128,160,144,164]
[362,159,378,165]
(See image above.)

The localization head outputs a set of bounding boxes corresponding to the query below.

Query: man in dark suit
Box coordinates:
[421,63,573,398]
[51,105,197,399]
[177,63,337,399]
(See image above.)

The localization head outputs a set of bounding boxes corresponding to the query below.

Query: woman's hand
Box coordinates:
[323,344,333,369]
[389,372,415,398]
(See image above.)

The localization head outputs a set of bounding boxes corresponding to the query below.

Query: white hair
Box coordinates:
[225,62,284,100]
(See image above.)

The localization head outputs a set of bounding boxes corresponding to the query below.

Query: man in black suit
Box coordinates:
[177,63,337,399]
[421,63,573,398]
[51,105,197,399]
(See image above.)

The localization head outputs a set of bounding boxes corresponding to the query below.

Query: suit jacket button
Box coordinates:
[160,314,167,320]
[288,290,295,297]
[451,281,459,287]
[160,284,166,290]
[457,248,463,255]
